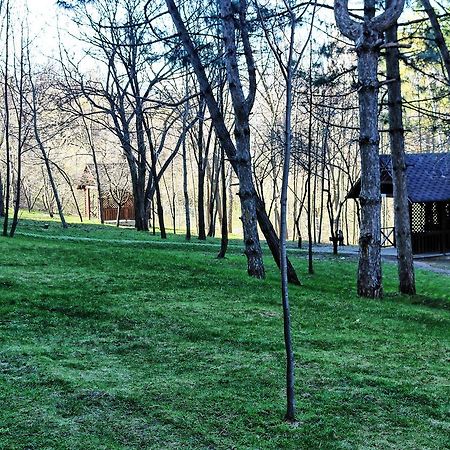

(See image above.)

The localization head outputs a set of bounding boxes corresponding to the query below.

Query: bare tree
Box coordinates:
[2,0,11,236]
[165,0,300,283]
[28,68,68,229]
[10,30,28,237]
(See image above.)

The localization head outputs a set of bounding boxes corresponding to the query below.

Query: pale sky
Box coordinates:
[16,0,425,69]
[10,0,81,64]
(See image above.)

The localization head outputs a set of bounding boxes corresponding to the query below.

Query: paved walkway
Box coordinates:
[307,244,450,276]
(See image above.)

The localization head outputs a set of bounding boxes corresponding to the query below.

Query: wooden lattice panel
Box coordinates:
[411,202,425,233]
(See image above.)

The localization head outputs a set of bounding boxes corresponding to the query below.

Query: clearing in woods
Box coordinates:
[0,216,449,449]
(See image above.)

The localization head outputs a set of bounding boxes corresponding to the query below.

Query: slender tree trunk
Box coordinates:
[90,133,104,224]
[0,174,4,217]
[307,56,314,274]
[9,157,21,237]
[228,171,233,233]
[217,144,228,258]
[385,5,416,294]
[196,97,207,240]
[182,77,191,240]
[155,180,166,239]
[170,163,176,234]
[152,198,156,235]
[3,3,11,236]
[39,148,67,228]
[116,204,122,227]
[279,18,296,421]
[31,111,67,228]
[198,167,206,239]
[82,113,104,224]
[208,143,220,237]
[67,178,83,223]
[183,139,191,240]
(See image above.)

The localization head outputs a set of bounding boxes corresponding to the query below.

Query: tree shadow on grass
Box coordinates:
[384,293,449,311]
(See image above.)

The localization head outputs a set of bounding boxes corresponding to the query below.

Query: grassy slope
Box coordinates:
[0,216,449,449]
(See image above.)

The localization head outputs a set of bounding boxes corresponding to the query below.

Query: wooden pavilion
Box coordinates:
[77,164,134,221]
[348,152,450,254]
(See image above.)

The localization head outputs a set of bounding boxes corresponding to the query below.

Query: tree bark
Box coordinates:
[335,0,405,297]
[279,8,297,421]
[355,46,383,298]
[385,2,416,294]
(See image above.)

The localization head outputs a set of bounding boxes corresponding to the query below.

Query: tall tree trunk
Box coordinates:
[155,180,166,239]
[234,121,265,279]
[9,158,20,237]
[307,54,314,274]
[0,174,4,217]
[335,0,405,297]
[2,3,11,236]
[90,126,104,224]
[171,166,176,234]
[182,74,191,240]
[38,145,68,229]
[355,45,382,297]
[385,3,416,294]
[183,134,191,240]
[228,171,233,233]
[133,180,149,231]
[166,0,303,282]
[208,143,220,237]
[198,167,206,240]
[217,144,228,258]
[279,10,297,421]
[152,198,156,235]
[197,97,207,240]
[81,113,104,224]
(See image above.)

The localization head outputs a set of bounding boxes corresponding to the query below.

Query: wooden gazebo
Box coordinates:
[77,164,134,221]
[348,152,450,254]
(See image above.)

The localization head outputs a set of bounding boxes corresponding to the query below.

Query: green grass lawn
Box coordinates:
[0,216,449,449]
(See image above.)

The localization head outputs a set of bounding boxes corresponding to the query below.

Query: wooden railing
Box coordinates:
[381,227,396,248]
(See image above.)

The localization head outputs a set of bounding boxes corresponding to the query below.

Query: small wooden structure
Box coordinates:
[348,152,450,254]
[77,164,134,221]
